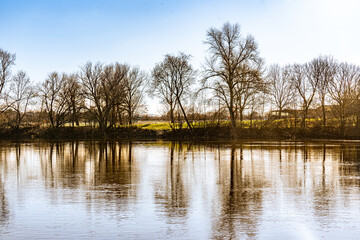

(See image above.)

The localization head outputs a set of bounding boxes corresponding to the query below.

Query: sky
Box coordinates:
[1,0,360,114]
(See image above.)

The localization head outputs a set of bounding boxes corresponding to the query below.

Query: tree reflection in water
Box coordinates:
[211,145,264,239]
[0,176,9,232]
[0,141,359,239]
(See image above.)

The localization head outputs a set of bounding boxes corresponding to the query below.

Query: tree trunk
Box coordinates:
[301,107,308,131]
[321,99,326,128]
[229,91,237,130]
[340,106,346,137]
[170,107,175,124]
[177,97,193,134]
[128,110,133,125]
[250,112,253,128]
[229,108,236,128]
[16,110,21,129]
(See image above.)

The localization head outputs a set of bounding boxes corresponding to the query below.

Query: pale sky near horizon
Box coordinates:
[1,0,360,114]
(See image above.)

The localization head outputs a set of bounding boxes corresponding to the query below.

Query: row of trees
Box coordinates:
[268,58,360,134]
[0,50,146,130]
[1,22,360,136]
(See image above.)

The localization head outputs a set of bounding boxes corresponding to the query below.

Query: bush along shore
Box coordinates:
[2,122,360,141]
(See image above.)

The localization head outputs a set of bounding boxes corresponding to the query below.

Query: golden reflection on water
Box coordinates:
[0,141,360,239]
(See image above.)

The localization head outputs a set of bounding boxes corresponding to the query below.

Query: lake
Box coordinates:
[0,140,359,239]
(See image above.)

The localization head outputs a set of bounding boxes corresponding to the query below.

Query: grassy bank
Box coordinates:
[1,119,360,141]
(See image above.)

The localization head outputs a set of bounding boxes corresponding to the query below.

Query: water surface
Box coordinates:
[0,140,360,239]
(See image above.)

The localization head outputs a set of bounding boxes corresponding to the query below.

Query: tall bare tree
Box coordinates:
[123,66,146,125]
[40,72,69,128]
[267,64,294,118]
[63,73,83,126]
[79,62,103,128]
[151,53,195,131]
[289,63,319,130]
[247,91,264,127]
[235,63,264,122]
[307,56,336,128]
[328,63,360,135]
[80,62,127,132]
[203,22,262,130]
[6,71,36,128]
[0,48,16,96]
[150,62,176,125]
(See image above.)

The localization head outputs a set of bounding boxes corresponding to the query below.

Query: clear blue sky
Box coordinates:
[1,0,359,113]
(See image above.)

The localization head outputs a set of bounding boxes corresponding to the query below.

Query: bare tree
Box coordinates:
[103,63,128,128]
[307,56,336,128]
[267,64,294,118]
[63,73,83,126]
[6,71,36,128]
[235,63,264,123]
[203,22,262,131]
[0,48,16,96]
[79,62,103,128]
[150,61,176,125]
[80,62,127,132]
[289,63,319,130]
[123,66,146,125]
[151,53,195,131]
[247,91,263,127]
[328,63,360,135]
[40,72,69,128]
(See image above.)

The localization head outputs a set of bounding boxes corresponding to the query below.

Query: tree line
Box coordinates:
[1,22,360,136]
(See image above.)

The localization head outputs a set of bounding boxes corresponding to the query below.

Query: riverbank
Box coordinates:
[1,123,360,141]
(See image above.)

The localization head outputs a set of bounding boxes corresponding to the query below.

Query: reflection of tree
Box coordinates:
[212,145,263,239]
[2,140,360,238]
[308,143,360,227]
[15,143,20,174]
[154,142,189,223]
[338,144,360,186]
[0,144,13,230]
[70,141,79,170]
[64,141,138,221]
[0,177,9,230]
[34,141,139,212]
[92,141,134,186]
[311,143,336,225]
